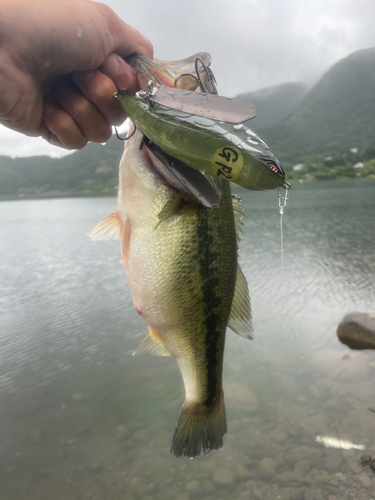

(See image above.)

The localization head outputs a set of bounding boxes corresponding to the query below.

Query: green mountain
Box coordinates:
[236,82,308,130]
[260,48,375,163]
[0,136,123,196]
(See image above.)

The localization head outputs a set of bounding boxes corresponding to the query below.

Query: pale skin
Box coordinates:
[0,0,153,149]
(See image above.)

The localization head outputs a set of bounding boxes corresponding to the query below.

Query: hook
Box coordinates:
[115,123,137,141]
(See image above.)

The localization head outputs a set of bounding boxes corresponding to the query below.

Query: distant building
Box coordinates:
[353,162,364,169]
[292,163,304,171]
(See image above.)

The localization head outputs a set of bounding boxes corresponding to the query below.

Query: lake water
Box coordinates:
[1,179,375,500]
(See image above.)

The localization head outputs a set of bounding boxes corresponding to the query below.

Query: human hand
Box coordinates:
[0,0,153,149]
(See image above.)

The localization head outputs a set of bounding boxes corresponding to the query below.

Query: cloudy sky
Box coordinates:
[1,0,375,158]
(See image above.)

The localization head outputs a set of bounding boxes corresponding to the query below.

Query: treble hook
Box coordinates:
[174,57,218,94]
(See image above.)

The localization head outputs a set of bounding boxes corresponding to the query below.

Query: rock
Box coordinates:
[275,468,305,486]
[72,392,83,401]
[123,494,136,500]
[358,471,373,488]
[223,383,259,413]
[328,496,337,500]
[287,446,322,466]
[30,428,42,443]
[272,429,288,443]
[304,489,324,500]
[115,425,129,441]
[258,457,277,479]
[133,429,148,440]
[337,312,375,350]
[202,480,215,494]
[359,454,372,467]
[186,480,201,496]
[339,408,375,441]
[238,491,252,500]
[294,460,311,474]
[311,349,369,383]
[234,463,251,480]
[298,415,328,437]
[142,497,155,500]
[176,493,190,500]
[212,468,235,487]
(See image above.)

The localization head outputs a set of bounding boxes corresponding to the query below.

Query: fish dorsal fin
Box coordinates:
[232,195,245,242]
[134,327,171,356]
[228,264,253,339]
[87,211,121,241]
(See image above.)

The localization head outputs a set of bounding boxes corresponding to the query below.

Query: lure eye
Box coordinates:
[266,161,284,176]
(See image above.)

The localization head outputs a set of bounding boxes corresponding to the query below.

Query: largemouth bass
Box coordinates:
[89,54,252,458]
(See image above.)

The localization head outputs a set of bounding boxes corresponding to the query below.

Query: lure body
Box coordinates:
[117,89,285,191]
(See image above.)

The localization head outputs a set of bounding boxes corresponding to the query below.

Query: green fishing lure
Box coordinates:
[116,85,285,191]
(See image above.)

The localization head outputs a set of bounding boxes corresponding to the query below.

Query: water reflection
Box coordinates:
[1,179,375,499]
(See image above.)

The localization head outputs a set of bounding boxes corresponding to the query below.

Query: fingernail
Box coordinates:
[44,103,56,118]
[103,53,122,75]
[74,70,95,83]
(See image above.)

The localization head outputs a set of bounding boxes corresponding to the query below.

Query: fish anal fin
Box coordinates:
[228,264,253,339]
[134,327,171,356]
[88,211,122,241]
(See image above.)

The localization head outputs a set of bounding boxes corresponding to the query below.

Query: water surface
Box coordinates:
[1,179,375,500]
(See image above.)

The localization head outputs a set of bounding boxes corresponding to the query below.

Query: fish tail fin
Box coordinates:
[171,392,227,459]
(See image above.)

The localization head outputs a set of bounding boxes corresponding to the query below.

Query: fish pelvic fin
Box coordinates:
[228,264,253,339]
[134,327,171,356]
[171,392,227,459]
[87,211,122,241]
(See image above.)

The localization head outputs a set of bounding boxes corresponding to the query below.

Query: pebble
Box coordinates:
[298,415,328,437]
[258,457,277,479]
[275,468,304,486]
[328,496,337,500]
[287,446,322,466]
[212,468,235,487]
[30,428,42,443]
[133,429,148,440]
[141,497,155,500]
[123,493,136,500]
[202,480,215,494]
[72,392,83,401]
[272,429,288,443]
[234,463,251,480]
[223,382,259,412]
[238,491,252,500]
[294,460,311,474]
[304,489,324,500]
[186,480,201,497]
[115,425,129,441]
[311,349,369,383]
[176,493,190,500]
[358,471,373,488]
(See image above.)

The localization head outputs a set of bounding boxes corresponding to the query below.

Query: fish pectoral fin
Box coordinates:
[155,194,184,229]
[228,264,253,339]
[133,327,171,356]
[231,195,245,242]
[87,211,122,241]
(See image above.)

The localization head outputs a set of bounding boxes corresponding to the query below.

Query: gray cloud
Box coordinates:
[1,0,375,157]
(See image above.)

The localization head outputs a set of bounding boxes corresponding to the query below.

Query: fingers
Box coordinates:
[43,82,113,150]
[73,65,128,125]
[99,53,139,93]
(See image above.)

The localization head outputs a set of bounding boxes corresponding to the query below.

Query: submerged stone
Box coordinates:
[337,312,375,350]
